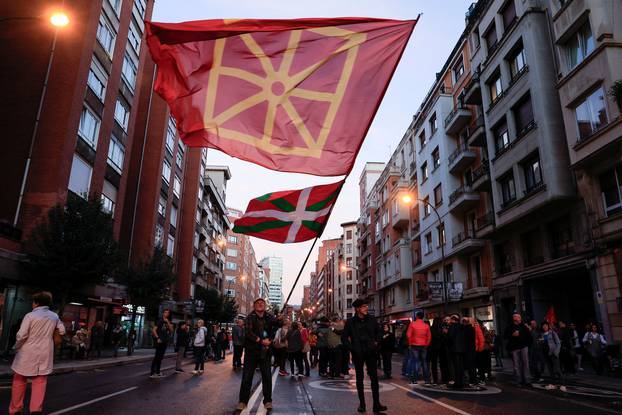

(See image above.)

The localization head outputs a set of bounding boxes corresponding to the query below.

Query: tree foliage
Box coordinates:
[24,195,121,311]
[194,285,239,323]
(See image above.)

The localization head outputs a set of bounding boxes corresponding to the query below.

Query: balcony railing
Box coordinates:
[476,212,494,230]
[444,104,468,128]
[523,181,545,197]
[449,185,475,205]
[451,229,476,247]
[472,163,490,182]
[448,143,470,165]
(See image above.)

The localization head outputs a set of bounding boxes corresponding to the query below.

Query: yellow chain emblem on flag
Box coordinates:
[204,27,367,158]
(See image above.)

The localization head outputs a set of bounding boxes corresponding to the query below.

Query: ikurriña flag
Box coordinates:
[146,18,417,176]
[232,180,344,243]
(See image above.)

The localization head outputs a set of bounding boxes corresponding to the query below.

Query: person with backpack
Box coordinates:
[286,322,304,378]
[192,319,208,375]
[316,317,330,377]
[583,323,607,375]
[327,317,343,379]
[232,319,245,369]
[274,320,290,376]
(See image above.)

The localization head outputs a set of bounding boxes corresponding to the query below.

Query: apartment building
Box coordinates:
[547,0,622,341]
[310,238,340,317]
[260,256,284,308]
[226,207,261,316]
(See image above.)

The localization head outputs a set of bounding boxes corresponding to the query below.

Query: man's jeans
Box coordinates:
[512,347,530,384]
[402,348,413,376]
[411,346,430,382]
[176,345,186,370]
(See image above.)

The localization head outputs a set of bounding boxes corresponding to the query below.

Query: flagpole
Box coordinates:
[281,180,344,312]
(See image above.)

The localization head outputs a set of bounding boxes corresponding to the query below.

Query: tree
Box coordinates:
[195,286,223,323]
[24,195,121,314]
[221,296,239,323]
[117,248,176,355]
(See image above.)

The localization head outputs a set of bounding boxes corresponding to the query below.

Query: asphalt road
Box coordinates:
[1,353,621,415]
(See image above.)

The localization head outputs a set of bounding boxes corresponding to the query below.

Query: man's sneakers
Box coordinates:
[149,373,164,378]
[264,402,273,410]
[175,368,183,373]
[236,402,247,411]
[357,405,366,413]
[191,370,198,375]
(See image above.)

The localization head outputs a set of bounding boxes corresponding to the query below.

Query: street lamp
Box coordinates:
[401,192,448,315]
[11,10,71,227]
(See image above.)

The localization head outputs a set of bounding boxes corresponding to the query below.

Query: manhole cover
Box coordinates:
[308,379,396,393]
[412,383,502,395]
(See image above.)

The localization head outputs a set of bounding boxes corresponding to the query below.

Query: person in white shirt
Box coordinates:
[9,291,65,415]
[583,323,607,375]
[192,319,208,375]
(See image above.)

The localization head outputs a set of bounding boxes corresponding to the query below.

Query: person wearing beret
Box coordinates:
[342,298,388,414]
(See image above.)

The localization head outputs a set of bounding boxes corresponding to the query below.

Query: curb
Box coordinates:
[0,352,176,379]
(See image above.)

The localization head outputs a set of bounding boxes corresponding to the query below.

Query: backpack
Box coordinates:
[273,328,288,349]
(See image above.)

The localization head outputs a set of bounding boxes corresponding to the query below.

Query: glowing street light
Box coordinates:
[401,193,413,205]
[50,12,69,27]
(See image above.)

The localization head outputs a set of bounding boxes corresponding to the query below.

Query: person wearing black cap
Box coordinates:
[237,298,278,412]
[342,298,387,414]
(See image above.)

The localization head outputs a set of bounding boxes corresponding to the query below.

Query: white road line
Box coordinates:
[256,368,280,415]
[242,370,269,415]
[48,386,138,415]
[391,383,473,415]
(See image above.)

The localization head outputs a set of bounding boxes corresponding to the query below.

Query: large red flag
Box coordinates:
[146,18,416,176]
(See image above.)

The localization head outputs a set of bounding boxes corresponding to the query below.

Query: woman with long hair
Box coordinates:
[192,319,208,375]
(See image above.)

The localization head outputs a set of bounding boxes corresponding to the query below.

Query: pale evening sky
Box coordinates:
[151,0,474,305]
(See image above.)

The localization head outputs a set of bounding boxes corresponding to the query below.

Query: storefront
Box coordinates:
[121,304,146,348]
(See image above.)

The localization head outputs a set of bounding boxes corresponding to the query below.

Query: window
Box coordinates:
[346,230,353,239]
[437,223,446,246]
[192,256,197,273]
[166,118,176,154]
[169,205,178,228]
[154,224,164,247]
[173,175,181,197]
[408,136,414,154]
[500,172,516,205]
[453,58,465,81]
[347,271,353,280]
[107,135,125,173]
[423,196,431,217]
[345,243,353,254]
[565,21,595,70]
[226,262,238,271]
[501,0,517,30]
[473,256,483,286]
[121,52,138,90]
[134,0,147,18]
[493,119,510,153]
[113,100,130,131]
[419,130,427,148]
[523,154,542,192]
[513,94,534,134]
[347,298,352,308]
[429,114,437,134]
[108,0,122,16]
[472,27,481,50]
[421,161,428,182]
[101,180,117,217]
[68,154,93,199]
[193,231,200,249]
[431,270,439,282]
[227,248,238,257]
[488,72,503,103]
[167,235,175,257]
[599,165,622,216]
[346,258,352,267]
[127,20,141,53]
[444,263,454,282]
[158,196,166,217]
[434,184,443,206]
[162,160,171,183]
[97,14,116,55]
[382,210,389,227]
[176,151,183,169]
[484,23,498,52]
[87,58,107,100]
[346,285,353,295]
[432,147,440,169]
[425,232,433,254]
[228,235,238,244]
[508,46,526,79]
[78,106,100,148]
[575,88,608,141]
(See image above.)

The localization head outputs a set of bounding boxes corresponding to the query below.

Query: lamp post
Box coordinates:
[10,11,70,227]
[401,193,448,315]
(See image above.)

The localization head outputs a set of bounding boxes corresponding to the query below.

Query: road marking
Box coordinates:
[391,383,474,415]
[48,386,138,415]
[242,368,276,415]
[256,368,279,415]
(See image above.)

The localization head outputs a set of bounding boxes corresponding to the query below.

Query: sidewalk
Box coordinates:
[495,357,622,391]
[0,348,176,378]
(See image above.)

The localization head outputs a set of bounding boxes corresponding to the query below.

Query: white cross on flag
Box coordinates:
[232,180,344,243]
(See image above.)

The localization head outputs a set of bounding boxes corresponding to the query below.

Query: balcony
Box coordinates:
[448,143,476,174]
[392,204,409,230]
[444,105,472,135]
[409,161,417,179]
[475,211,495,238]
[451,230,485,255]
[467,115,486,147]
[471,163,491,191]
[448,185,480,214]
[463,71,482,105]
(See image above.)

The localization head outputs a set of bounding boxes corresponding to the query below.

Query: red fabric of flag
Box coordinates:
[146,18,417,176]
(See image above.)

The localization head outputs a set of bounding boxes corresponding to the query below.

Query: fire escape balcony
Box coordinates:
[448,143,477,174]
[448,185,480,214]
[444,104,472,135]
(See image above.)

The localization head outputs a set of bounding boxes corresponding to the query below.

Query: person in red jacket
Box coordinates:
[406,311,432,384]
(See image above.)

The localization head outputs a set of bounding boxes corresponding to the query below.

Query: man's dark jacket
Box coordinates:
[342,314,380,357]
[504,322,532,352]
[244,311,277,353]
